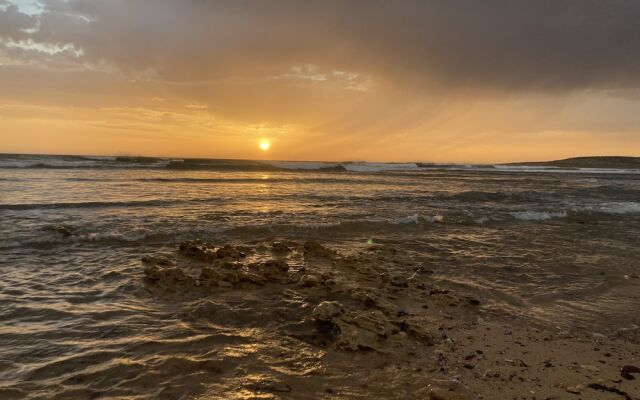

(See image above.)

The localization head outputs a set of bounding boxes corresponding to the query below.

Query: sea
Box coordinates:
[1,153,639,399]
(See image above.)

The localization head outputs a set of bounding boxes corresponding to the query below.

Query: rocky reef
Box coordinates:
[140,239,485,398]
[140,240,640,399]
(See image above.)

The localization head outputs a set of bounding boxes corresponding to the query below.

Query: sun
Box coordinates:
[259,139,271,151]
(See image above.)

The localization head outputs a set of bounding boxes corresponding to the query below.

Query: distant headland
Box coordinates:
[506,156,640,169]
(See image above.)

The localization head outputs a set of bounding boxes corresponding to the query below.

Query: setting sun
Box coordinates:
[259,139,271,151]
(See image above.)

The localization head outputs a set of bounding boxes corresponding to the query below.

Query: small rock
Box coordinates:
[298,274,320,287]
[581,364,599,373]
[52,225,73,237]
[352,311,387,336]
[179,240,217,261]
[215,245,246,259]
[621,365,640,380]
[565,384,583,394]
[428,388,468,400]
[248,381,292,393]
[259,259,289,279]
[390,275,408,287]
[238,271,266,285]
[313,301,345,321]
[144,265,196,290]
[466,298,480,306]
[303,241,336,258]
[272,241,291,253]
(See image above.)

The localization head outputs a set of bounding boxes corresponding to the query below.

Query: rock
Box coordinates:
[259,259,289,280]
[400,319,436,344]
[428,388,469,400]
[143,264,164,281]
[141,256,175,267]
[332,320,380,351]
[390,275,409,287]
[178,240,217,262]
[53,225,73,237]
[352,311,387,337]
[565,384,583,394]
[215,245,245,260]
[466,297,481,306]
[304,241,336,258]
[200,266,239,286]
[311,303,390,351]
[312,301,345,321]
[351,289,396,312]
[367,244,397,256]
[248,381,292,393]
[581,364,599,373]
[238,271,267,285]
[144,265,196,290]
[587,383,633,399]
[272,241,291,253]
[621,365,640,380]
[298,274,320,287]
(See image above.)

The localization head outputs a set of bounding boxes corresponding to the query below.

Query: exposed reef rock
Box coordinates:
[142,240,464,354]
[178,240,247,262]
[138,239,640,399]
[303,241,337,258]
[43,224,75,237]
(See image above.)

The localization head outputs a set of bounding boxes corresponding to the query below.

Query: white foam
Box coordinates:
[270,161,336,170]
[391,214,420,224]
[270,161,418,172]
[595,202,640,214]
[511,202,640,222]
[511,211,568,221]
[344,162,418,172]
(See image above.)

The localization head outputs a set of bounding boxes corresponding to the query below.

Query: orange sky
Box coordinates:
[1,1,639,163]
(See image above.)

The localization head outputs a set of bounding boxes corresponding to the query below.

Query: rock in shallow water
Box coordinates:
[178,240,246,262]
[304,241,336,258]
[178,240,218,261]
[312,301,345,321]
[143,265,196,291]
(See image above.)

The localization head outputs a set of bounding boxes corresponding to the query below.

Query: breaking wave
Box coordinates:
[510,202,640,221]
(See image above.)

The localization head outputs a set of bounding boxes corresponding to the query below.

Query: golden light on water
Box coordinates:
[259,139,271,151]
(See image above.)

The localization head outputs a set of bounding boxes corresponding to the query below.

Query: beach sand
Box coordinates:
[140,239,640,399]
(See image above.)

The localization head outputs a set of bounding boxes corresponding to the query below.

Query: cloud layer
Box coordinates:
[1,0,640,161]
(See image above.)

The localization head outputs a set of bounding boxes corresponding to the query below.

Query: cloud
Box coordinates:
[1,0,635,93]
[0,3,36,40]
[1,0,640,161]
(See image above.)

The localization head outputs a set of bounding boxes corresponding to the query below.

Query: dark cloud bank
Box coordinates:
[2,0,640,93]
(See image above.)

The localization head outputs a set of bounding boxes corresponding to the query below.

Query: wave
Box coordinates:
[3,154,640,174]
[510,202,640,222]
[510,211,568,221]
[271,161,418,172]
[0,155,421,173]
[0,196,228,211]
[447,190,548,203]
[0,155,170,170]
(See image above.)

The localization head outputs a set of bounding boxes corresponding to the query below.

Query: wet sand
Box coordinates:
[138,239,640,399]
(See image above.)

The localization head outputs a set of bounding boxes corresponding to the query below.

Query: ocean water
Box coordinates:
[1,153,640,399]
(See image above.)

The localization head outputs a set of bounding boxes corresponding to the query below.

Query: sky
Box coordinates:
[1,0,640,163]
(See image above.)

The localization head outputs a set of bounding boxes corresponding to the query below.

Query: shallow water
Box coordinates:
[1,154,640,398]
